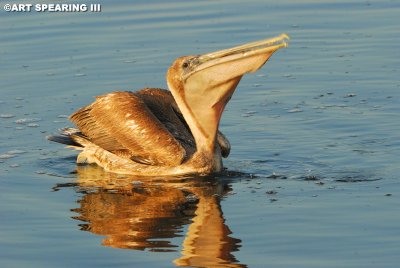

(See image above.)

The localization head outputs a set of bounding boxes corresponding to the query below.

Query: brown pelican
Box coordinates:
[48,34,289,176]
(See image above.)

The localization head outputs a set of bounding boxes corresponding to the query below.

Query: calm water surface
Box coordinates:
[1,0,399,267]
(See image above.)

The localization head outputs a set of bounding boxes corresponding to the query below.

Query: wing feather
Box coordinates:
[70,90,186,166]
[216,131,231,158]
[70,106,124,151]
[137,88,196,153]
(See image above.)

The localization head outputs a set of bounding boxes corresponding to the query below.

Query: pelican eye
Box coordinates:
[182,61,189,68]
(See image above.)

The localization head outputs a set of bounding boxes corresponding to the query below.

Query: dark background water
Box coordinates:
[1,0,399,267]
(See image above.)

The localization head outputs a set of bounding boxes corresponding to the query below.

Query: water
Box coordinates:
[1,0,399,267]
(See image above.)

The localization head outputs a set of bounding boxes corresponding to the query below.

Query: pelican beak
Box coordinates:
[183,33,289,80]
[169,34,289,153]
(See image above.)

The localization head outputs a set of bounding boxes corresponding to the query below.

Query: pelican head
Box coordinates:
[167,34,289,155]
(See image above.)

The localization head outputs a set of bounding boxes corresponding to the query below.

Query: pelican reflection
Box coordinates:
[60,165,246,267]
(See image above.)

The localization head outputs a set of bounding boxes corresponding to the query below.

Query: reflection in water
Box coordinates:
[56,165,246,267]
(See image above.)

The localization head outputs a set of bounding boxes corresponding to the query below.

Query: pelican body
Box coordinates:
[48,34,289,176]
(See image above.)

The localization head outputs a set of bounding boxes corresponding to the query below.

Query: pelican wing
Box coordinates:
[70,90,186,166]
[216,131,230,158]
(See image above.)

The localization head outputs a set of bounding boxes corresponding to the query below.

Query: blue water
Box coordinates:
[1,0,399,267]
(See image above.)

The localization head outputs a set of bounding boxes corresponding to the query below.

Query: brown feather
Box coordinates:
[70,90,187,166]
[136,88,196,153]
